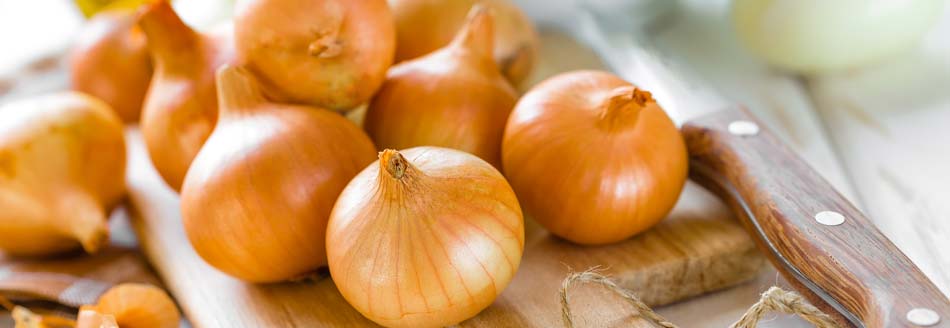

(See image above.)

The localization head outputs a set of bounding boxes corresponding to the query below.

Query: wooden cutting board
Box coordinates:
[124,128,764,328]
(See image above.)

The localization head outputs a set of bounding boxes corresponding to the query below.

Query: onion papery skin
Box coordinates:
[0,92,125,256]
[77,283,180,328]
[138,0,234,191]
[502,70,688,245]
[180,66,376,283]
[327,147,524,328]
[69,10,152,123]
[364,6,517,169]
[234,0,395,111]
[389,0,539,86]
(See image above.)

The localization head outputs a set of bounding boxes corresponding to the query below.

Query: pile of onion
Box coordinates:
[0,92,125,256]
[234,0,395,110]
[69,10,151,123]
[138,0,234,191]
[180,66,376,282]
[502,70,688,245]
[364,5,517,168]
[389,0,539,86]
[76,283,180,328]
[327,147,524,327]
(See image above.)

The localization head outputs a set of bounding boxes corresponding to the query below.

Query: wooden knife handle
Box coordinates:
[681,108,949,328]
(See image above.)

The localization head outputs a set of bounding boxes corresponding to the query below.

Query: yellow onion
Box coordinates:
[389,0,539,86]
[234,0,395,110]
[502,71,688,245]
[76,283,180,328]
[364,6,517,169]
[69,10,152,123]
[138,0,234,191]
[0,92,125,256]
[180,66,376,282]
[327,147,524,327]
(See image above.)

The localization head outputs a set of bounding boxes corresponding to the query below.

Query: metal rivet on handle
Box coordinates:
[907,308,940,326]
[814,211,845,226]
[728,120,760,137]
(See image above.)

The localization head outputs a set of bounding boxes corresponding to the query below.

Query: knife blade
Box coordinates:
[554,1,950,327]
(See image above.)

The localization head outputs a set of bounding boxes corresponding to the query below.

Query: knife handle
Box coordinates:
[681,108,949,328]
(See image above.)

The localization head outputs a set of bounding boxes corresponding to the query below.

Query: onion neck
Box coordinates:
[449,4,494,60]
[598,86,652,130]
[307,32,343,58]
[215,65,266,116]
[138,1,199,69]
[305,2,344,58]
[380,149,415,180]
[378,149,424,195]
[55,190,109,254]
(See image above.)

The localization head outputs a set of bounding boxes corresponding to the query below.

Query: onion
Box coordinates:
[732,0,943,73]
[138,0,234,191]
[502,71,688,245]
[0,92,125,256]
[389,0,539,86]
[234,0,395,111]
[327,147,524,327]
[69,10,152,123]
[77,283,180,328]
[364,6,517,169]
[180,66,376,282]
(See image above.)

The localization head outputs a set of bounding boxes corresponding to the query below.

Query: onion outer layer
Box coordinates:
[327,147,524,327]
[0,92,125,256]
[364,5,517,169]
[180,65,376,282]
[389,0,539,86]
[502,70,688,245]
[69,10,152,123]
[234,0,395,111]
[138,0,234,191]
[77,283,180,328]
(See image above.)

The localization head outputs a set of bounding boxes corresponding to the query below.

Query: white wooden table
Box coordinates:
[1,0,947,327]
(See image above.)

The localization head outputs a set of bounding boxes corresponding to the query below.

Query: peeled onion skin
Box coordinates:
[138,0,234,191]
[389,0,539,86]
[364,6,517,169]
[502,70,688,245]
[77,283,180,328]
[327,147,524,328]
[69,10,152,123]
[180,66,376,283]
[234,0,395,111]
[0,92,125,256]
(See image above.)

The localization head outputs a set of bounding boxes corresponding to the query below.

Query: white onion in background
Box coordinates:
[732,0,943,73]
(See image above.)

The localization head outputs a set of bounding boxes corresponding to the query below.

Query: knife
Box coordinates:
[554,1,950,327]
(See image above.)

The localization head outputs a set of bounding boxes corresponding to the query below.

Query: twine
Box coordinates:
[560,268,678,328]
[560,268,840,328]
[730,287,838,328]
